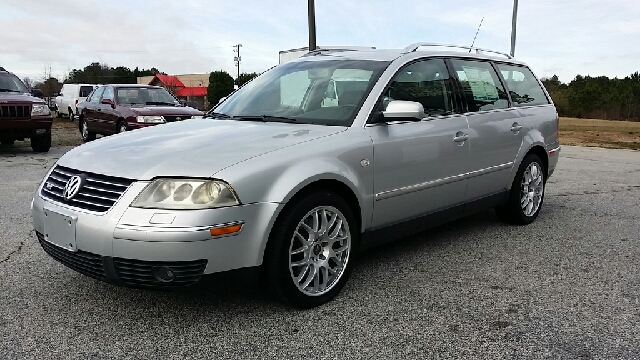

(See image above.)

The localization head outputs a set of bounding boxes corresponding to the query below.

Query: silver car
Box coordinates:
[32,43,560,308]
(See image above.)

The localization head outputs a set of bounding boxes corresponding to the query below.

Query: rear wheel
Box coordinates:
[496,154,545,225]
[31,132,51,152]
[264,190,357,308]
[68,107,74,120]
[80,118,96,142]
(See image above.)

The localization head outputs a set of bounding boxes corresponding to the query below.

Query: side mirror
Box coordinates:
[31,89,43,98]
[101,99,115,108]
[370,100,425,124]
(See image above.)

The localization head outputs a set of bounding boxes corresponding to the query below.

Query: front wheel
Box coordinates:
[31,132,51,152]
[496,154,545,225]
[117,121,127,134]
[80,118,96,142]
[264,190,357,308]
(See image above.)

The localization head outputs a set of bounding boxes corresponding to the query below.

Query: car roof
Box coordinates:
[291,44,528,66]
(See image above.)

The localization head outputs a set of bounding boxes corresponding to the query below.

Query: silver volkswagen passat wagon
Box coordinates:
[32,43,560,308]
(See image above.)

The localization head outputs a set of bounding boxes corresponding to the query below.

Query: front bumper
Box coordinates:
[0,116,52,139]
[32,180,280,287]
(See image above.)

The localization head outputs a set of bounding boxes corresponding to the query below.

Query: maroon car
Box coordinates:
[77,84,203,142]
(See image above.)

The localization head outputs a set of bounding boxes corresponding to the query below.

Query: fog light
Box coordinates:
[152,266,175,282]
[35,129,47,135]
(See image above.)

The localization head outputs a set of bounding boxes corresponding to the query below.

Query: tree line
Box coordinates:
[542,72,640,121]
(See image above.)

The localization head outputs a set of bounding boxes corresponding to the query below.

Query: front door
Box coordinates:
[367,58,470,229]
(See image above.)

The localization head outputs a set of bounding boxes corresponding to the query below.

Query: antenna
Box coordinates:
[469,17,484,52]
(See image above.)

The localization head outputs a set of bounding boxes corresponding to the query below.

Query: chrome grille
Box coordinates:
[164,115,191,122]
[40,165,134,213]
[0,105,31,120]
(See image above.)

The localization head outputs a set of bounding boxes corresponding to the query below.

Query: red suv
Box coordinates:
[77,84,203,142]
[0,67,53,152]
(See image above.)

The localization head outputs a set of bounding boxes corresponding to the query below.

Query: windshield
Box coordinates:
[0,72,28,93]
[116,87,180,106]
[213,59,390,126]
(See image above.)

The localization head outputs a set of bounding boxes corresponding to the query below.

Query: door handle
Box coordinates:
[453,131,469,144]
[511,122,522,133]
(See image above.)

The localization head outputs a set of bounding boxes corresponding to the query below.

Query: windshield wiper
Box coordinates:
[235,115,298,123]
[145,101,177,106]
[203,112,232,119]
[0,88,21,93]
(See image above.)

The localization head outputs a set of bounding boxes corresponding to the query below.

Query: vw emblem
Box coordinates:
[63,176,83,201]
[176,117,182,121]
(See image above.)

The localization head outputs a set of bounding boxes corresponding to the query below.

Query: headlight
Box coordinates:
[131,179,240,209]
[31,104,50,116]
[137,115,165,123]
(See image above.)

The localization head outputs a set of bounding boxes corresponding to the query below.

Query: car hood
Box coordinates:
[57,119,345,180]
[126,105,202,116]
[0,93,45,104]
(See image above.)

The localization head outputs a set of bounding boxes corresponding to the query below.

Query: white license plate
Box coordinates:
[43,208,78,252]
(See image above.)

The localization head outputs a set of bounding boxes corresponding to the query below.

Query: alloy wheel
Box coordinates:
[288,206,351,296]
[520,162,544,217]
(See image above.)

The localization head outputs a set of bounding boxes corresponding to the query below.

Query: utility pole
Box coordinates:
[233,44,242,81]
[510,0,519,57]
[308,0,317,51]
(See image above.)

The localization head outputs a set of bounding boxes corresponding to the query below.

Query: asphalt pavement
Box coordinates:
[1,145,639,359]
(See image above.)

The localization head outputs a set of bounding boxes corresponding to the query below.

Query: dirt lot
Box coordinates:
[560,117,640,150]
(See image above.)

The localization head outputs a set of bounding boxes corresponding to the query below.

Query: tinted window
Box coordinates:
[451,59,509,112]
[101,87,114,102]
[79,86,94,97]
[496,63,549,107]
[382,59,455,116]
[89,87,105,103]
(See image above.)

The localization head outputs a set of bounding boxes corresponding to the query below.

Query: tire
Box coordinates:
[117,121,127,134]
[80,118,96,142]
[496,154,546,225]
[1,139,15,146]
[264,190,358,308]
[55,109,62,118]
[68,108,74,121]
[31,132,51,153]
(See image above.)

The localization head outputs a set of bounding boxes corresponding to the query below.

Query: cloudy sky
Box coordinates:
[1,0,639,84]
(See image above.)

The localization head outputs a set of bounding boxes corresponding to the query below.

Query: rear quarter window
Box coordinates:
[496,64,550,107]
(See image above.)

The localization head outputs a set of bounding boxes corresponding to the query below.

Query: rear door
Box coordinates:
[367,58,470,228]
[449,58,522,202]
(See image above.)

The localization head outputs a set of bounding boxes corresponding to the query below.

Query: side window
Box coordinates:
[450,59,509,112]
[89,87,105,104]
[101,87,114,102]
[383,59,455,116]
[496,63,550,107]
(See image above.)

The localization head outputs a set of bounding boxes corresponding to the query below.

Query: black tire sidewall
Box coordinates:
[265,190,359,308]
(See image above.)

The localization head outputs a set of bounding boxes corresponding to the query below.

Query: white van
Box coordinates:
[55,84,98,120]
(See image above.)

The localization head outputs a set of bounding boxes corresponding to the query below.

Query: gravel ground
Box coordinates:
[1,145,639,359]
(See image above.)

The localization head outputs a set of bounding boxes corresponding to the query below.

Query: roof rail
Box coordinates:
[302,46,375,57]
[402,43,512,59]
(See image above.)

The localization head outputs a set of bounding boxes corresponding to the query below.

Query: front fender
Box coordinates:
[213,129,375,232]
